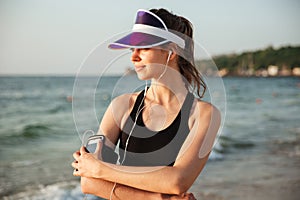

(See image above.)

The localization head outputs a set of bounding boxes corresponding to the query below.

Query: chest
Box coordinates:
[141,103,180,132]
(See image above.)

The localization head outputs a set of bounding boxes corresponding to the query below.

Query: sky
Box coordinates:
[0,0,299,75]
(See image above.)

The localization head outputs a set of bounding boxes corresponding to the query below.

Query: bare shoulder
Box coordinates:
[109,92,140,124]
[111,92,139,111]
[111,93,132,107]
[196,100,220,113]
[192,99,221,123]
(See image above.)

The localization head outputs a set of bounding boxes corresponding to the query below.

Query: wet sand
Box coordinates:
[190,138,300,200]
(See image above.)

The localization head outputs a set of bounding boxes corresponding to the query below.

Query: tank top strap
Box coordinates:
[130,90,146,120]
[130,90,194,126]
[181,92,195,120]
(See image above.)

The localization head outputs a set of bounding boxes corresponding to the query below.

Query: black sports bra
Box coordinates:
[118,90,194,166]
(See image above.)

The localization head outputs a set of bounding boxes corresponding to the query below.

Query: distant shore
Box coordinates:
[210,45,300,78]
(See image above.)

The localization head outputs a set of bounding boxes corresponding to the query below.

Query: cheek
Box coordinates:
[147,63,166,77]
[135,66,151,80]
[135,65,156,80]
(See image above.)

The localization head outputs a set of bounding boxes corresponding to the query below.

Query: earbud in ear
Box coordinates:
[167,50,172,61]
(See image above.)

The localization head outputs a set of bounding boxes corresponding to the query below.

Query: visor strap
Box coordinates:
[133,24,185,49]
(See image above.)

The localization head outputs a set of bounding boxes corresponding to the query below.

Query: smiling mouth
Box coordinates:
[135,65,146,72]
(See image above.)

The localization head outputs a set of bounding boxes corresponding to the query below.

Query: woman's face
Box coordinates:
[131,48,170,80]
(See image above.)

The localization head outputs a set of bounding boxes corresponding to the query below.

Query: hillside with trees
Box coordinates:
[196,45,300,77]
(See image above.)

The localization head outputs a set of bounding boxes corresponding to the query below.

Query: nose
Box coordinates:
[131,49,141,63]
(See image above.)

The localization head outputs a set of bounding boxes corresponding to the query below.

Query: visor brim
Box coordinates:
[108,32,169,49]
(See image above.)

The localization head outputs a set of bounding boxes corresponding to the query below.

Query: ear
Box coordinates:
[166,44,178,61]
[168,50,177,61]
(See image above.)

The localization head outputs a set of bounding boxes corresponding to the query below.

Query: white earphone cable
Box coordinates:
[109,51,171,200]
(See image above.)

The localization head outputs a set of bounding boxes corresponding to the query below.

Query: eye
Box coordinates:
[129,48,151,53]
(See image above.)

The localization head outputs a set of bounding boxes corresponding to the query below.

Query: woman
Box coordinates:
[72,8,221,200]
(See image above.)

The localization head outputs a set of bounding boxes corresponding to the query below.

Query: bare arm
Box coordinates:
[73,101,221,195]
[81,177,196,200]
[81,177,159,200]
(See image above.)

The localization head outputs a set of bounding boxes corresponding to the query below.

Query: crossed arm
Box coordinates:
[79,176,195,200]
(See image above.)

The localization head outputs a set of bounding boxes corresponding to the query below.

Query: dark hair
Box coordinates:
[150,8,206,98]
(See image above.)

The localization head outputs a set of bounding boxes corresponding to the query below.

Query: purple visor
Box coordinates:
[108,9,185,49]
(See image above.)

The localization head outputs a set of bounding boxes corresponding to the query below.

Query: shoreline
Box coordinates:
[3,138,299,199]
[190,136,300,200]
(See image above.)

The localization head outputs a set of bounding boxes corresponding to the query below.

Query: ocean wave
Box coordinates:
[263,113,284,122]
[21,124,52,138]
[11,160,41,168]
[218,135,255,152]
[207,133,255,161]
[209,149,224,160]
[48,103,71,114]
[0,124,54,145]
[2,181,85,200]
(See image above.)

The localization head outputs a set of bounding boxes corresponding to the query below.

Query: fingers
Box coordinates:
[73,150,80,160]
[73,168,80,176]
[80,146,87,154]
[72,147,99,178]
[167,193,196,200]
[72,150,82,176]
[185,193,196,200]
[71,159,80,176]
[71,159,78,169]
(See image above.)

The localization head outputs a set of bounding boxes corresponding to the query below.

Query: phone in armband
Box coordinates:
[84,134,118,164]
[84,135,105,153]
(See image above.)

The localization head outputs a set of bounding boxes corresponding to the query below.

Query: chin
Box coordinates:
[136,73,150,81]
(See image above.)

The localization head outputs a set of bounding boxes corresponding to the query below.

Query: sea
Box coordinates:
[0,76,299,200]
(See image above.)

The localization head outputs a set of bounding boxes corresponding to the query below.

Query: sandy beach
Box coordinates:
[190,136,300,200]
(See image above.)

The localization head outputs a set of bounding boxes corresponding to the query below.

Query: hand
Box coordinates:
[161,193,197,200]
[72,141,104,178]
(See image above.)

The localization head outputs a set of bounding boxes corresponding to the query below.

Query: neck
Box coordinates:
[148,68,188,105]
